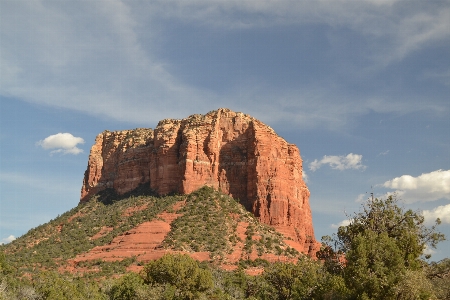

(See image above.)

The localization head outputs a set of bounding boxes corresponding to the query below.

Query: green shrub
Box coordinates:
[143,254,213,300]
[107,272,145,300]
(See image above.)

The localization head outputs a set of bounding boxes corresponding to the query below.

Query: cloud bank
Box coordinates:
[309,153,366,171]
[423,204,450,225]
[37,133,85,155]
[383,169,450,203]
[331,219,352,229]
[1,1,448,128]
[0,235,16,245]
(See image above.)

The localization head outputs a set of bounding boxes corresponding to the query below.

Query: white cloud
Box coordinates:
[389,8,450,64]
[423,244,436,256]
[0,235,16,245]
[309,153,366,172]
[378,150,390,156]
[302,170,309,183]
[423,204,450,225]
[37,133,84,155]
[0,1,447,129]
[146,0,450,63]
[331,219,352,229]
[355,193,368,202]
[0,0,214,126]
[383,170,450,203]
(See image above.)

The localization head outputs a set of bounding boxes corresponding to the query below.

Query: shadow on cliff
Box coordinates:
[93,182,159,205]
[217,125,255,213]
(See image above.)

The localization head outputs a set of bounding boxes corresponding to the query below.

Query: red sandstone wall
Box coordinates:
[80,108,319,254]
[81,129,153,199]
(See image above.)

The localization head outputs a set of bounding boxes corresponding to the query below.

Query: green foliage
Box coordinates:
[312,273,350,300]
[320,195,445,300]
[143,253,214,300]
[0,251,11,276]
[107,272,145,300]
[393,269,435,300]
[238,258,270,269]
[427,258,450,300]
[344,231,406,298]
[226,256,349,300]
[76,258,136,279]
[2,192,181,276]
[3,186,300,278]
[210,268,249,299]
[2,187,448,299]
[163,187,235,257]
[0,251,448,300]
[263,262,305,299]
[163,186,291,262]
[337,196,444,266]
[32,271,105,300]
[262,258,326,300]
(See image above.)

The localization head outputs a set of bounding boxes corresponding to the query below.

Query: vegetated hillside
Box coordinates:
[1,191,448,300]
[1,186,305,279]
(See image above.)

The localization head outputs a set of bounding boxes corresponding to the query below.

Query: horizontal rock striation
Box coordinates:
[81,108,319,255]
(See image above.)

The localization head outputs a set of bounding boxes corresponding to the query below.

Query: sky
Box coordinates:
[1,0,449,260]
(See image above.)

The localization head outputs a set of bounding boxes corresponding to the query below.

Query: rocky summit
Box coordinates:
[81,108,320,255]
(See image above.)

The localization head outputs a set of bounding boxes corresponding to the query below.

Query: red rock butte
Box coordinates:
[81,108,320,255]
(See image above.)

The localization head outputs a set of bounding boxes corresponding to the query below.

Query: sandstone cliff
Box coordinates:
[81,108,319,255]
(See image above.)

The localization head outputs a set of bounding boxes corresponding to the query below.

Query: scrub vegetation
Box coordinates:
[163,187,296,260]
[0,188,448,299]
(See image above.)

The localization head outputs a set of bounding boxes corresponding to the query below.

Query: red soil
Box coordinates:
[122,204,149,217]
[64,200,307,275]
[67,211,84,223]
[223,221,248,264]
[67,201,208,273]
[90,226,114,240]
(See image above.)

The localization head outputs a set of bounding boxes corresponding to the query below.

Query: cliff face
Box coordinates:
[81,108,319,254]
[81,128,154,197]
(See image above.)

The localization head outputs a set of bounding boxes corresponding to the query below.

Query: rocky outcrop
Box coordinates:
[81,108,319,255]
[81,128,154,198]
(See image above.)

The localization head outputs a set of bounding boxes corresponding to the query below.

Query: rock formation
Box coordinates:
[81,108,319,255]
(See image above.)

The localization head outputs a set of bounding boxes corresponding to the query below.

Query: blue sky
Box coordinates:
[1,0,449,260]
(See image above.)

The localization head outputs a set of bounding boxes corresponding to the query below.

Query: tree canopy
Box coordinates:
[320,195,445,299]
[143,253,214,300]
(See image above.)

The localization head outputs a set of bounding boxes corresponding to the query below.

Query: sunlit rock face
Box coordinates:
[81,108,320,255]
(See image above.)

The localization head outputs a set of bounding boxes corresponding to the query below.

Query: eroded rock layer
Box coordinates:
[81,108,319,254]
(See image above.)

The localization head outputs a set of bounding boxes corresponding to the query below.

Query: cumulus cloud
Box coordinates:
[302,170,309,183]
[0,235,16,245]
[355,193,368,202]
[37,133,85,155]
[309,153,366,172]
[331,219,352,229]
[422,204,450,224]
[383,169,450,203]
